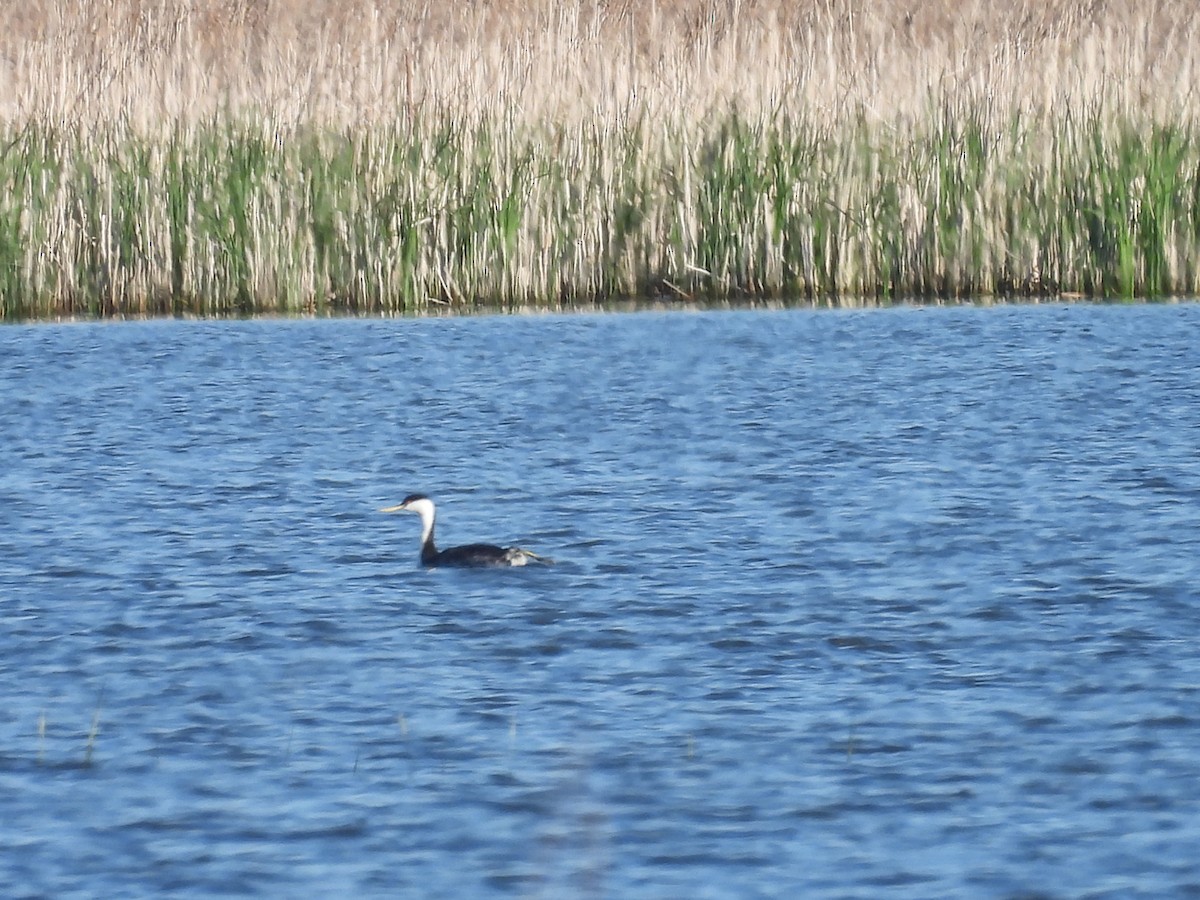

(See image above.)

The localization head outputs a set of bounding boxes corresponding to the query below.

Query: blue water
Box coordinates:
[2,304,1199,898]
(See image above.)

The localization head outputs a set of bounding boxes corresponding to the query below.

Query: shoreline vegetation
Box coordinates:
[2,1,1200,319]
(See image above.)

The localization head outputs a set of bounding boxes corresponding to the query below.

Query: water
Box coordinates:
[2,304,1199,898]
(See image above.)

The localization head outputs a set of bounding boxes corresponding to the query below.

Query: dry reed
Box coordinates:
[1,1,1199,317]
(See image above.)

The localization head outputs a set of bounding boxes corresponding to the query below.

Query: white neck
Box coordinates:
[407,498,437,548]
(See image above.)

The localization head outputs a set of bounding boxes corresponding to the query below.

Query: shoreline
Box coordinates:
[3,294,1191,328]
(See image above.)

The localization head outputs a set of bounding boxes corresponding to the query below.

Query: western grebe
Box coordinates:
[379,494,551,568]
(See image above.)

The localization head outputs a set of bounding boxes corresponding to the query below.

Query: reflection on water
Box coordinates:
[2,303,1199,896]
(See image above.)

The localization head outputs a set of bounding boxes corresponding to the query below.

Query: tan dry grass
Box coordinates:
[2,1,1198,131]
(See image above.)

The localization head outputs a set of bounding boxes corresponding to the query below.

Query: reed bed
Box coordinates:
[2,1,1200,318]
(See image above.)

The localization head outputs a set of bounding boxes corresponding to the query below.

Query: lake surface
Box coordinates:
[2,303,1199,898]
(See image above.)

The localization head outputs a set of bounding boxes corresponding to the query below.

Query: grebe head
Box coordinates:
[379,494,435,516]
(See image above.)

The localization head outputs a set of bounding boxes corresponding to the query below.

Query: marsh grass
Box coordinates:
[2,1,1200,318]
[29,707,103,768]
[84,709,101,767]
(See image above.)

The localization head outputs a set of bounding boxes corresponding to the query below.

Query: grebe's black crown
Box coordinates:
[401,493,430,505]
